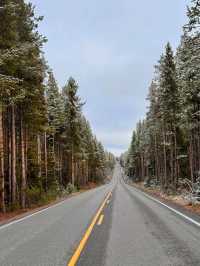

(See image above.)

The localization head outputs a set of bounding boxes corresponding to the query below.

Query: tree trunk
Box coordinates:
[37,134,42,180]
[24,128,28,180]
[154,134,159,182]
[58,144,61,183]
[86,160,89,184]
[71,144,75,186]
[52,134,55,180]
[163,129,167,191]
[170,135,174,186]
[8,112,12,205]
[20,116,26,209]
[189,134,194,183]
[59,145,63,186]
[141,154,144,180]
[0,105,5,212]
[11,105,16,204]
[44,132,48,191]
[174,128,178,190]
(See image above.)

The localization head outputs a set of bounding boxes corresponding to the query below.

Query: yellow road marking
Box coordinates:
[97,214,104,225]
[67,191,112,266]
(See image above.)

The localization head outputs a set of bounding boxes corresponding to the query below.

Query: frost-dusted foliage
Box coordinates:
[125,0,200,193]
[186,0,200,33]
[0,1,115,212]
[46,71,65,134]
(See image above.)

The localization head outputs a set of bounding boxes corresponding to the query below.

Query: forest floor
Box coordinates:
[131,182,200,216]
[0,182,98,226]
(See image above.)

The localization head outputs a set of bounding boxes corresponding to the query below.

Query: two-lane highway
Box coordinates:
[76,165,200,266]
[0,164,200,265]
[0,181,114,266]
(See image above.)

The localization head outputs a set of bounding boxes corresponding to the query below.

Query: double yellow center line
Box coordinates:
[97,214,104,225]
[67,191,112,266]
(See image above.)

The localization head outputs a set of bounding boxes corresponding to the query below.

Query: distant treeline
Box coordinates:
[124,0,200,192]
[0,1,115,212]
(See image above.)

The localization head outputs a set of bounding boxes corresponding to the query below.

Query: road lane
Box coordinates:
[77,165,200,266]
[68,191,112,266]
[76,185,115,266]
[0,182,114,266]
[1,164,200,266]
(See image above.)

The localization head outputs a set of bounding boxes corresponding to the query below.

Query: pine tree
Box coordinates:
[63,77,84,186]
[185,0,200,32]
[45,71,65,188]
[46,71,65,135]
[0,0,46,209]
[176,0,200,181]
[125,0,200,195]
[0,1,114,212]
[157,43,180,190]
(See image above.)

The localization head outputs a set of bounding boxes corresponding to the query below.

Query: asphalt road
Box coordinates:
[0,164,200,266]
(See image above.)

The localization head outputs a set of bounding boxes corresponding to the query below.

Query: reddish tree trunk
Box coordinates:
[20,116,26,209]
[0,105,5,212]
[11,105,16,204]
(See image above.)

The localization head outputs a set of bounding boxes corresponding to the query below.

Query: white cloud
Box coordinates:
[108,147,126,157]
[95,129,132,155]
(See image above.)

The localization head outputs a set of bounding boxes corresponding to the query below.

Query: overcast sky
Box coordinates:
[31,0,188,156]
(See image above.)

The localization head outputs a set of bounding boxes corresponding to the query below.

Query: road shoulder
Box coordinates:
[127,181,200,225]
[0,187,100,228]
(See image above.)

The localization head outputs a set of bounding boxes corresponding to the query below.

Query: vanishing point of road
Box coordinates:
[0,164,200,266]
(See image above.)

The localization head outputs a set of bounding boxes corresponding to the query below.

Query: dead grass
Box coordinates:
[133,182,200,216]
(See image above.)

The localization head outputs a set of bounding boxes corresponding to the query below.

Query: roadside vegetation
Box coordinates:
[123,0,200,205]
[0,1,115,213]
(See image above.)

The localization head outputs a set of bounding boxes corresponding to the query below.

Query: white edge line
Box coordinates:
[0,199,69,230]
[0,186,110,231]
[130,184,200,228]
